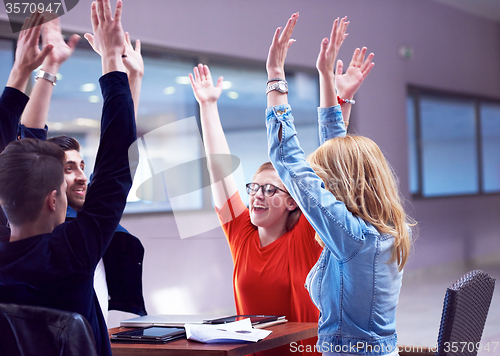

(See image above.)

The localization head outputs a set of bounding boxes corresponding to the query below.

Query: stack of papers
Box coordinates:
[185,318,272,344]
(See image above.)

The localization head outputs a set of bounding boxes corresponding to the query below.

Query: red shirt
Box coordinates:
[216,192,322,356]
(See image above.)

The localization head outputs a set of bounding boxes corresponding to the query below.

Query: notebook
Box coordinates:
[120,314,220,328]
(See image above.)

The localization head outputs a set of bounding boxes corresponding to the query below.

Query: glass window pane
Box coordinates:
[47,48,199,213]
[0,39,13,87]
[127,56,199,213]
[209,64,267,132]
[208,64,269,206]
[287,72,319,124]
[407,95,418,194]
[420,96,478,196]
[481,103,500,193]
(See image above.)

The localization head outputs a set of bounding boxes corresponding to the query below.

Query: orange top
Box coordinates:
[216,192,322,323]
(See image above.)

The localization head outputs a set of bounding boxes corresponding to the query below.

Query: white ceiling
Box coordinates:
[430,0,500,23]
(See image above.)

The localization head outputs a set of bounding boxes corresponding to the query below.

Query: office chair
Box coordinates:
[398,269,496,356]
[0,303,98,356]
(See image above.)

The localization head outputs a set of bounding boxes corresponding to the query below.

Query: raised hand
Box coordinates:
[7,13,54,91]
[122,32,143,78]
[266,12,298,79]
[189,64,223,105]
[316,16,349,77]
[84,0,126,74]
[317,16,349,109]
[335,47,374,99]
[41,17,80,74]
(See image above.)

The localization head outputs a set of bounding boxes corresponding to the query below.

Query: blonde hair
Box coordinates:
[307,135,414,271]
[254,162,301,232]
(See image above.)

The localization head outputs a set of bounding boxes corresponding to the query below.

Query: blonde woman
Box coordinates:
[266,14,412,356]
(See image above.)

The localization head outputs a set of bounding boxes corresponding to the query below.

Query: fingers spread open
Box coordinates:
[96,0,105,24]
[68,34,81,50]
[102,0,112,21]
[125,32,131,46]
[90,1,99,31]
[271,27,281,47]
[84,33,96,51]
[188,73,196,87]
[204,65,212,81]
[281,12,298,44]
[336,59,343,75]
[114,0,123,24]
[193,66,201,82]
[198,63,206,80]
[216,76,224,89]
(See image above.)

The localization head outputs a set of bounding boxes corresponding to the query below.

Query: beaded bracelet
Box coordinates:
[337,96,355,105]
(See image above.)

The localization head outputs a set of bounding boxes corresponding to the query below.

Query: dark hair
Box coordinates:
[253,162,302,232]
[47,135,81,152]
[0,139,65,225]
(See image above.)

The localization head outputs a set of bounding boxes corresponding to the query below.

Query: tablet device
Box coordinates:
[111,326,186,344]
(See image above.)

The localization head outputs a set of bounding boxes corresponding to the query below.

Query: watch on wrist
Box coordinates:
[35,70,57,86]
[266,80,288,95]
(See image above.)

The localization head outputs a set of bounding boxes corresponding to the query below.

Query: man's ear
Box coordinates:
[45,190,58,212]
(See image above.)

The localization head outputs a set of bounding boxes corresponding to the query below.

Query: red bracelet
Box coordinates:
[337,96,355,105]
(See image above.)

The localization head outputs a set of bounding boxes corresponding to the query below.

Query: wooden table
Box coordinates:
[109,322,317,356]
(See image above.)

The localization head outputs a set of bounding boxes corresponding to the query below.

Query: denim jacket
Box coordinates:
[267,104,402,355]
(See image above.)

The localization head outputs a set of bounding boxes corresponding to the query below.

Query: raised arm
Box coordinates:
[84,0,126,75]
[66,0,135,265]
[1,13,53,150]
[316,16,348,109]
[21,17,80,129]
[315,16,350,144]
[122,32,143,120]
[189,64,237,209]
[6,13,53,92]
[265,13,298,108]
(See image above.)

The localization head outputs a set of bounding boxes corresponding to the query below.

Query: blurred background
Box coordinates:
[1,0,499,351]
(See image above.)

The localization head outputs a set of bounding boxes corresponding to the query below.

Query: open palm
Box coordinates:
[42,17,79,68]
[189,64,223,104]
[335,47,374,98]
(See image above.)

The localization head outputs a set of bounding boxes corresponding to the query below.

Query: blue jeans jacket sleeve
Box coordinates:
[266,104,365,260]
[318,105,346,145]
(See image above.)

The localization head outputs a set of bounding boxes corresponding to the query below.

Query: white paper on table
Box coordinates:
[184,318,272,344]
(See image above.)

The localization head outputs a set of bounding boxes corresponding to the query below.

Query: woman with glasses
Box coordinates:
[266,14,412,356]
[188,35,373,356]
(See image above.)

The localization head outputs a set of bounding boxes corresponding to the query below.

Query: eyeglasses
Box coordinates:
[245,183,288,197]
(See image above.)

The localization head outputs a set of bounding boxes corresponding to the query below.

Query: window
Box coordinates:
[407,87,500,197]
[38,44,320,213]
[0,39,13,87]
[0,32,321,214]
[481,104,500,192]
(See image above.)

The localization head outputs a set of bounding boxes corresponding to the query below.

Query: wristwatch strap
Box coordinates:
[35,70,57,86]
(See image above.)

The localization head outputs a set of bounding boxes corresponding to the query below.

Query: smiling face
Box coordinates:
[63,149,87,211]
[248,169,296,230]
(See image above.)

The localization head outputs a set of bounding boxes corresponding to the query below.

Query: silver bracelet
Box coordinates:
[267,78,286,85]
[35,70,57,86]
